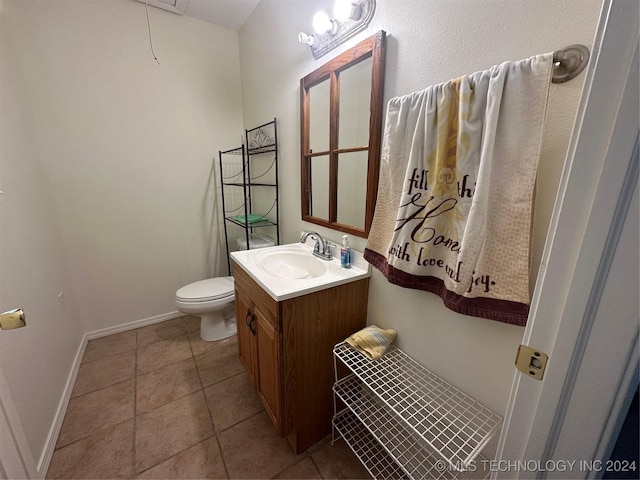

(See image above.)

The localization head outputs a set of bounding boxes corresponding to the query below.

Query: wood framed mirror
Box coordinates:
[300,30,386,238]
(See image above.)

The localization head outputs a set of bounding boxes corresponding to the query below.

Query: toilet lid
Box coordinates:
[176,276,234,302]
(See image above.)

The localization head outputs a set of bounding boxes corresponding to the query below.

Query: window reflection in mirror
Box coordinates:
[300,31,386,238]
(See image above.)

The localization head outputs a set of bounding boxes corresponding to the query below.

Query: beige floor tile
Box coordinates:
[188,330,237,358]
[57,322,374,479]
[304,434,332,455]
[47,420,134,479]
[136,358,202,415]
[218,411,299,479]
[136,436,227,479]
[274,457,322,479]
[194,336,244,387]
[83,330,136,364]
[57,379,135,449]
[204,372,263,432]
[310,437,370,479]
[136,334,193,375]
[137,318,186,346]
[135,391,215,473]
[182,315,201,333]
[72,349,136,398]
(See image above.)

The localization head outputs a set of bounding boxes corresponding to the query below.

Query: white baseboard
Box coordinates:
[37,332,88,477]
[86,310,184,340]
[37,310,184,477]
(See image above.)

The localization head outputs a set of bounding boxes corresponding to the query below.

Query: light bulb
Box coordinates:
[333,0,362,21]
[333,0,353,21]
[312,11,333,34]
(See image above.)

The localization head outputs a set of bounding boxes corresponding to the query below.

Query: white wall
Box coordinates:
[0,0,243,467]
[238,0,603,425]
[0,11,84,463]
[3,0,244,333]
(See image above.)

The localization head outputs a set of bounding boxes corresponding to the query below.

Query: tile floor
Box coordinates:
[47,316,370,479]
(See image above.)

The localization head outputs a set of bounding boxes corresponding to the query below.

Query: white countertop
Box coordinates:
[230,240,371,301]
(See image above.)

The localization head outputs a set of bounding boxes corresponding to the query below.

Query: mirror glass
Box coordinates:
[311,155,330,219]
[337,151,368,228]
[309,78,330,153]
[301,31,386,238]
[339,58,371,149]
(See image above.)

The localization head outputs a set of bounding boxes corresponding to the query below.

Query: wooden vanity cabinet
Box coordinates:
[233,265,283,434]
[231,259,369,453]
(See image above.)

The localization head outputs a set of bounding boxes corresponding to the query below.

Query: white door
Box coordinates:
[0,363,35,479]
[495,0,639,478]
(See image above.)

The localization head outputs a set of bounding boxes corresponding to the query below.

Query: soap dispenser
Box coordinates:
[341,235,351,268]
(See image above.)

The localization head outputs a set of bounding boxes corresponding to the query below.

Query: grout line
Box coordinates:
[201,368,246,390]
[187,318,232,480]
[51,417,135,454]
[221,408,265,434]
[134,363,202,417]
[133,433,219,478]
[132,318,225,475]
[80,345,137,366]
[69,354,137,400]
[63,376,135,403]
[308,452,325,479]
[135,333,192,377]
[270,455,313,480]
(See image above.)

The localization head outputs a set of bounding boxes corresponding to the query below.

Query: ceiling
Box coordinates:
[138,0,261,30]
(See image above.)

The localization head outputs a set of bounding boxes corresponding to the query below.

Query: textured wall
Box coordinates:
[238,0,604,431]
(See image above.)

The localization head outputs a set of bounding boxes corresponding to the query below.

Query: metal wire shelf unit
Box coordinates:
[333,408,408,480]
[332,342,502,479]
[219,119,279,275]
[334,375,459,480]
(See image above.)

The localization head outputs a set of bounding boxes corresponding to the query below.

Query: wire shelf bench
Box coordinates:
[333,408,408,480]
[332,342,502,479]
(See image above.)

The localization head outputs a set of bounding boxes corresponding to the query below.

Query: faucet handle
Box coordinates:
[324,241,334,258]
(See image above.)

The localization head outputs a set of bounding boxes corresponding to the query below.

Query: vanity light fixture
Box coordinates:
[298,0,376,59]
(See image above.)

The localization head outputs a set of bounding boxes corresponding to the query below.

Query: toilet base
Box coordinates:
[200,305,237,342]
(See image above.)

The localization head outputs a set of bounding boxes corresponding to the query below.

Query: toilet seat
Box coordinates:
[176,276,234,303]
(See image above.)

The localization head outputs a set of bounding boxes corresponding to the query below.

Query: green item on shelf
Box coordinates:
[234,213,267,224]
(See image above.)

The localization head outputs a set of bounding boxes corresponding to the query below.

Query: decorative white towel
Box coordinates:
[364,53,553,326]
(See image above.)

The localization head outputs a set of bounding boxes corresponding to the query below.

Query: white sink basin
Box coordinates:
[230,241,371,301]
[255,246,341,279]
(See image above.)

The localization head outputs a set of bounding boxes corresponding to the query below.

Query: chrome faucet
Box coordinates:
[300,231,333,260]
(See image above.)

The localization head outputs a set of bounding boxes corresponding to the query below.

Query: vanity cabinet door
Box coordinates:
[235,286,257,386]
[234,281,283,434]
[255,306,283,434]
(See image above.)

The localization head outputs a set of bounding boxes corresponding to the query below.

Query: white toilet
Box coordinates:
[176,234,275,342]
[175,276,237,342]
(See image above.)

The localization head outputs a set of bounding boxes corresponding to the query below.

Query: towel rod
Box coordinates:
[552,44,590,83]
